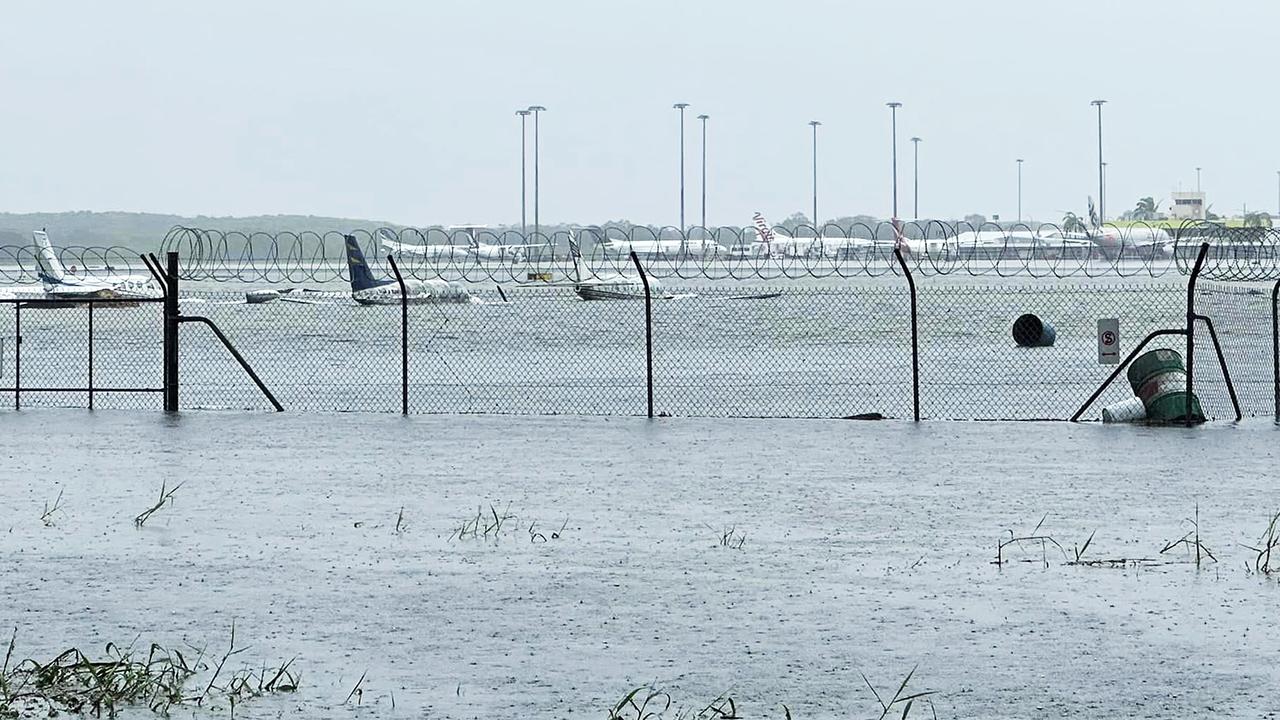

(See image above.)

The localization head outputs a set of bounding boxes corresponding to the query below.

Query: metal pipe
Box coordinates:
[809,120,821,229]
[887,102,902,218]
[1185,242,1210,427]
[14,304,19,410]
[388,255,409,416]
[1070,328,1189,422]
[893,245,919,421]
[178,316,283,412]
[517,110,530,235]
[528,105,546,237]
[1091,100,1106,222]
[1016,158,1023,222]
[673,103,689,230]
[1193,314,1242,421]
[1273,279,1279,422]
[910,136,921,219]
[88,301,94,410]
[698,114,709,230]
[630,250,653,418]
[164,252,179,412]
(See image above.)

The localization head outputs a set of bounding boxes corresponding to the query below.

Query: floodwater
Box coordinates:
[3,410,1280,718]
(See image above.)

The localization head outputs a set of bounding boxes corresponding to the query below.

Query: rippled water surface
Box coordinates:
[3,411,1279,718]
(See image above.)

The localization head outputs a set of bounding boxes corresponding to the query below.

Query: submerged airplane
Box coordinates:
[344,235,471,305]
[0,230,161,301]
[567,232,668,300]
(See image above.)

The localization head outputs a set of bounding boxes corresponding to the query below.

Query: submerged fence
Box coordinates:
[0,244,1276,422]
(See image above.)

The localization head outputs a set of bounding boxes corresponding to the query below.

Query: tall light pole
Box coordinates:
[516,109,530,235]
[1196,166,1202,193]
[528,105,546,236]
[1091,99,1106,223]
[910,136,921,219]
[886,102,902,219]
[1102,162,1108,222]
[808,120,821,228]
[673,103,689,230]
[697,114,709,229]
[1016,158,1024,222]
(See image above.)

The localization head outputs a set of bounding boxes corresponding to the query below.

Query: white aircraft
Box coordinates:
[378,228,468,261]
[344,234,470,305]
[585,228,727,258]
[453,225,549,262]
[749,212,876,258]
[948,228,1094,258]
[377,225,547,263]
[0,230,161,301]
[1092,225,1174,258]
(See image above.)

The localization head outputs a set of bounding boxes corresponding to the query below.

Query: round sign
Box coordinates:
[1102,330,1116,346]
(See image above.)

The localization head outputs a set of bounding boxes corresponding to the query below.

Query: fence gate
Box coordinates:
[0,297,167,410]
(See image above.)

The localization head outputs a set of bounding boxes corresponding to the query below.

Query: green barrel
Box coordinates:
[1126,349,1205,424]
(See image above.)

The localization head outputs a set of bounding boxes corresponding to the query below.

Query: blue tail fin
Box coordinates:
[344,234,384,292]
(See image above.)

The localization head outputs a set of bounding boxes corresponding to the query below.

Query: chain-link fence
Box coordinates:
[0,299,164,410]
[2,276,1276,422]
[139,278,1270,421]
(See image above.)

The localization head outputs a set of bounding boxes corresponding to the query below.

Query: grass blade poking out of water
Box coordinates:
[607,684,671,720]
[1159,503,1217,568]
[1243,510,1280,575]
[40,489,65,527]
[860,665,937,720]
[0,627,296,718]
[135,480,183,528]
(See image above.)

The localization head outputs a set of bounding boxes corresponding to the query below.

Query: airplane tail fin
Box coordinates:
[751,212,776,242]
[344,234,382,292]
[32,229,67,284]
[1087,196,1100,231]
[567,229,582,283]
[892,218,909,254]
[376,227,400,254]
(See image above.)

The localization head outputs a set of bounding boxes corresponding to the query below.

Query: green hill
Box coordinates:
[0,211,403,252]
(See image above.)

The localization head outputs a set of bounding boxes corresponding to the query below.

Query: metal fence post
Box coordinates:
[388,255,409,415]
[1185,242,1209,427]
[1273,278,1279,422]
[630,251,654,418]
[88,301,95,410]
[893,246,920,421]
[164,251,179,412]
[13,305,20,410]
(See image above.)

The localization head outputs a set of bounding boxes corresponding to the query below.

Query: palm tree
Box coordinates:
[1062,211,1086,234]
[1132,196,1161,221]
[1243,211,1273,228]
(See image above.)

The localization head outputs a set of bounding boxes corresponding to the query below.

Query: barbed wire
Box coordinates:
[0,220,1275,285]
[0,245,146,284]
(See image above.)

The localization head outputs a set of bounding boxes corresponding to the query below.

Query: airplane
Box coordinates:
[377,225,548,263]
[567,231,668,300]
[452,225,549,262]
[378,228,468,261]
[584,227,728,259]
[344,234,471,305]
[0,230,162,301]
[748,213,876,258]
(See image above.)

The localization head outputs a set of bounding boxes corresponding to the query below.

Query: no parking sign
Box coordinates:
[1098,318,1120,364]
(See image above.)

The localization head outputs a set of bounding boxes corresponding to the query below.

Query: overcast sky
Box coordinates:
[3,0,1279,227]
